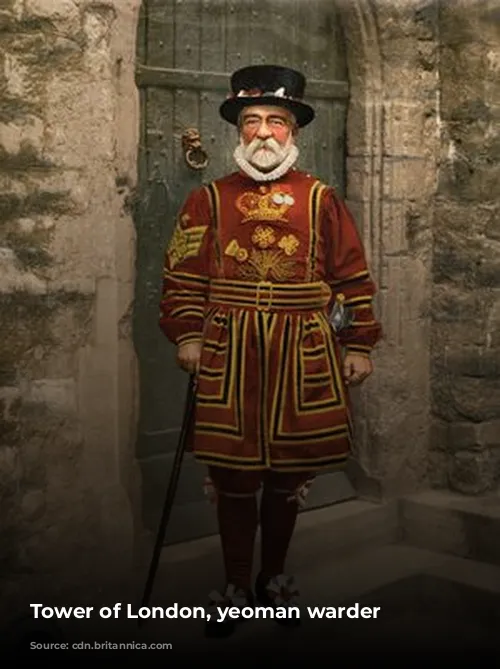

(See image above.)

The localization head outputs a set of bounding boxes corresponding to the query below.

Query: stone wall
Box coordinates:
[339,0,439,499]
[0,0,141,620]
[430,0,500,494]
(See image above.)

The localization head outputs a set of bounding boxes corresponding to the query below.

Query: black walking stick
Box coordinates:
[138,373,197,625]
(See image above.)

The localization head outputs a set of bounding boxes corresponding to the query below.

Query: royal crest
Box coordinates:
[235,184,295,223]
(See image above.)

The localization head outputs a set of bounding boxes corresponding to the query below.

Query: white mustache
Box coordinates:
[245,137,282,155]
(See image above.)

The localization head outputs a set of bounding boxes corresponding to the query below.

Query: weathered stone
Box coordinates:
[448,420,500,451]
[0,247,47,293]
[486,296,500,348]
[26,379,77,413]
[434,198,497,238]
[0,445,21,498]
[382,157,436,200]
[476,241,500,288]
[449,376,500,422]
[20,489,45,521]
[433,229,483,286]
[448,449,497,495]
[429,419,449,452]
[383,99,437,158]
[431,283,490,324]
[443,346,500,379]
[427,450,449,489]
[0,115,44,156]
[377,1,438,41]
[0,187,72,223]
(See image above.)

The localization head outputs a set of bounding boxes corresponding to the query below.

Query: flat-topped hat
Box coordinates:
[219,64,315,128]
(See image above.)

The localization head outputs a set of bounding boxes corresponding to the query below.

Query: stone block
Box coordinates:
[3,52,31,99]
[382,157,435,200]
[400,490,500,564]
[44,77,115,168]
[434,198,497,237]
[0,115,44,157]
[433,229,482,286]
[0,246,47,294]
[383,64,438,101]
[429,419,449,452]
[23,0,81,33]
[377,1,438,42]
[445,104,500,160]
[0,445,21,497]
[448,420,500,451]
[345,156,376,201]
[383,99,438,158]
[427,449,449,489]
[381,201,409,255]
[449,376,500,422]
[431,283,490,325]
[476,241,500,288]
[444,346,500,379]
[448,449,497,495]
[486,296,500,348]
[440,45,489,112]
[26,378,77,413]
[346,100,383,158]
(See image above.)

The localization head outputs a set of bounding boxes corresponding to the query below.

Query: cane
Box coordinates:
[138,373,197,625]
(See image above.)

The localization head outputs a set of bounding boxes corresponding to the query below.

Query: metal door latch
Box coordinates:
[181,128,209,170]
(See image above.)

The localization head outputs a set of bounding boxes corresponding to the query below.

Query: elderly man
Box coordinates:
[159,65,382,638]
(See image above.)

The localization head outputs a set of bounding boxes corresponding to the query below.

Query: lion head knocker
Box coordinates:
[181,128,209,171]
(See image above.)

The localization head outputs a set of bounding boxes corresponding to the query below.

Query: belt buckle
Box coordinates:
[256,281,273,312]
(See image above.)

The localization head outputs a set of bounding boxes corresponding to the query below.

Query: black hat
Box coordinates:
[219,64,315,128]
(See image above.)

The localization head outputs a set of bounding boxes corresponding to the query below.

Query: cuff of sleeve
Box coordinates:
[177,332,203,346]
[344,344,373,358]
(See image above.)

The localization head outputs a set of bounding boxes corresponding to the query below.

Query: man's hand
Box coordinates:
[343,352,373,386]
[177,341,202,375]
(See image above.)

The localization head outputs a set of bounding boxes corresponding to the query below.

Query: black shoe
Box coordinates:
[255,572,302,627]
[204,584,253,638]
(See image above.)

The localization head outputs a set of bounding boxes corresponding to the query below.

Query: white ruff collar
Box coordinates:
[233,144,299,182]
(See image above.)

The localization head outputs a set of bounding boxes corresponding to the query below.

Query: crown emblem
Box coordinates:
[235,186,295,223]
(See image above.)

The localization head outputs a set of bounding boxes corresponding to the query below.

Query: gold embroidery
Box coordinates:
[236,184,295,223]
[224,239,240,256]
[236,248,248,262]
[238,249,298,282]
[167,217,208,269]
[252,225,276,249]
[224,239,248,263]
[278,234,300,256]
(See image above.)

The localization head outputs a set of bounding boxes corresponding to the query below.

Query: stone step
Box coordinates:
[399,489,500,565]
[150,496,400,579]
[49,544,500,654]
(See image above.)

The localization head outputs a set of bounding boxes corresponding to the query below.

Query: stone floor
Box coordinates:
[5,492,500,658]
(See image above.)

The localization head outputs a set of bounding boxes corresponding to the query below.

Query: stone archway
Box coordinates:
[337,0,438,500]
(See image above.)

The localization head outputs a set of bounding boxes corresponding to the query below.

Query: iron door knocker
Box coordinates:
[181,128,209,170]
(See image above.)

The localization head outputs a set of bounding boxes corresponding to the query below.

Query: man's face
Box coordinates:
[238,105,297,172]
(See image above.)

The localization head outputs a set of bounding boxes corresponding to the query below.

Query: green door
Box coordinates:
[134,0,354,544]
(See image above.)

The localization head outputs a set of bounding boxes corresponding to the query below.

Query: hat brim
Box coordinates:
[219,96,315,128]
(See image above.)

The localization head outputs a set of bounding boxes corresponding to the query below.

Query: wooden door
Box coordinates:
[134,0,354,544]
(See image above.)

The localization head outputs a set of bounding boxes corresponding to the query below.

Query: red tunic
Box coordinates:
[159,169,382,472]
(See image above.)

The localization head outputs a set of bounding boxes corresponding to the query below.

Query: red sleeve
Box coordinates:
[159,186,213,346]
[322,187,383,355]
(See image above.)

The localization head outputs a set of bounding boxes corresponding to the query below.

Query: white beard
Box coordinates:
[233,135,299,182]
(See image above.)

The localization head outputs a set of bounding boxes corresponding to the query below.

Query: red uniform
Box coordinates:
[160,169,382,472]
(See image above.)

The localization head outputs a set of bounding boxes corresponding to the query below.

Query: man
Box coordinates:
[159,65,382,638]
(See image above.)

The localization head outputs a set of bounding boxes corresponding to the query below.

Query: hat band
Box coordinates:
[227,86,297,101]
